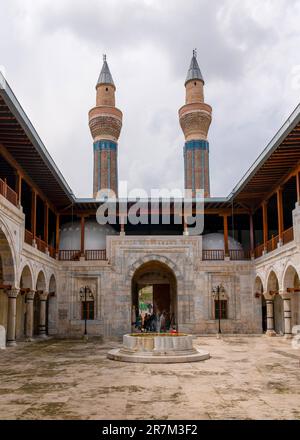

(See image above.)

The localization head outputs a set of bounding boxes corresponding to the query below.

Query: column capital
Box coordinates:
[26,290,36,301]
[39,291,49,301]
[279,291,291,300]
[263,292,274,301]
[7,288,19,298]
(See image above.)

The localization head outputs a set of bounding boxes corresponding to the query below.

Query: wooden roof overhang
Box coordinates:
[231,104,300,211]
[65,198,247,217]
[0,74,74,210]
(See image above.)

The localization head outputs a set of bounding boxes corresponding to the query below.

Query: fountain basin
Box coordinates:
[107,333,210,363]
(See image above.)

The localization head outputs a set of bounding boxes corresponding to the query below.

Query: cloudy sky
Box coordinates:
[1,0,300,198]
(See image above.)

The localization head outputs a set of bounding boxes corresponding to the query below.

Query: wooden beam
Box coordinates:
[55,214,60,254]
[16,171,22,205]
[262,202,268,249]
[31,190,37,240]
[44,202,49,246]
[277,188,284,241]
[222,214,229,257]
[80,216,85,256]
[297,171,300,204]
[249,213,254,256]
[0,143,57,213]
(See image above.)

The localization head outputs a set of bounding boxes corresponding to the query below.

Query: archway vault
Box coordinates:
[131,259,178,331]
[128,254,182,281]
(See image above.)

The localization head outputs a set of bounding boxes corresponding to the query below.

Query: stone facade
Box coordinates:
[1,192,300,341]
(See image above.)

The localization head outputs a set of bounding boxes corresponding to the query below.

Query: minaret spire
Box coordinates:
[97,54,115,87]
[89,55,123,198]
[185,49,204,85]
[179,50,212,197]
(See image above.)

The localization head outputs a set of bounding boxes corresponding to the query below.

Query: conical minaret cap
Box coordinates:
[185,50,204,86]
[97,54,115,87]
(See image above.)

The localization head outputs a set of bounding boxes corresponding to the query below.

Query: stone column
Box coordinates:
[6,288,19,346]
[25,290,35,341]
[281,292,292,338]
[183,217,189,236]
[265,295,276,336]
[38,292,49,337]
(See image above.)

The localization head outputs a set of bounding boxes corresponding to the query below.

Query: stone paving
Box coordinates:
[0,335,300,420]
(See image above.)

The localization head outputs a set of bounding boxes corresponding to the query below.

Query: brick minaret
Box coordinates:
[89,55,122,198]
[179,50,212,197]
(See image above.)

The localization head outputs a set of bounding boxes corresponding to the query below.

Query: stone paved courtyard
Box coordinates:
[0,335,300,420]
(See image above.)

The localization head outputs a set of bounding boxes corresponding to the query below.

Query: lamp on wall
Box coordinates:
[212,284,225,335]
[79,285,92,338]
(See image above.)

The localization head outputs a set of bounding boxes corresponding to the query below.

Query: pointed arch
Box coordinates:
[283,264,300,292]
[0,221,16,285]
[36,270,46,292]
[49,274,56,294]
[19,264,33,290]
[254,275,264,294]
[267,270,279,294]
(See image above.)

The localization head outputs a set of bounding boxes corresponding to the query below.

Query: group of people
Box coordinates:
[133,311,176,333]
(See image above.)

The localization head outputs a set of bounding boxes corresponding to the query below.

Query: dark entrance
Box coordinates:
[131,261,177,332]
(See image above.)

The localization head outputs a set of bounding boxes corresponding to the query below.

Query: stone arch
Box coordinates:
[0,221,17,285]
[131,259,178,332]
[49,273,56,294]
[36,270,46,292]
[255,276,266,333]
[254,275,264,294]
[128,254,182,282]
[0,221,17,334]
[282,264,300,292]
[283,264,300,328]
[47,273,57,335]
[19,264,33,290]
[266,270,284,334]
[34,270,46,335]
[266,270,279,294]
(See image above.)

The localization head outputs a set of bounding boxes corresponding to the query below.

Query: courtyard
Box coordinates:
[0,335,299,420]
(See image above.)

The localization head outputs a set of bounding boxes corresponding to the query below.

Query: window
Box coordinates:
[214,300,228,319]
[81,301,94,320]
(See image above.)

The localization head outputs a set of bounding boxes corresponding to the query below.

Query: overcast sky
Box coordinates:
[1,0,300,198]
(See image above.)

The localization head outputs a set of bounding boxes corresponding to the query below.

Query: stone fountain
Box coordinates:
[107,333,210,363]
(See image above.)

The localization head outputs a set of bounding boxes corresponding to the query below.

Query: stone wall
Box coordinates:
[55,235,261,337]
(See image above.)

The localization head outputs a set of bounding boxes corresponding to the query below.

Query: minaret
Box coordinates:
[89,55,123,198]
[179,50,212,197]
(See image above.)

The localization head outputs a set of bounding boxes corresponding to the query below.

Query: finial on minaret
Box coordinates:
[193,48,197,58]
[97,54,115,87]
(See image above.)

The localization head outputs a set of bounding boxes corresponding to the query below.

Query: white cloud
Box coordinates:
[0,0,299,198]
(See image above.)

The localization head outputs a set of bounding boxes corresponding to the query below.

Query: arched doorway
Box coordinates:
[16,265,33,339]
[17,265,33,340]
[255,276,266,332]
[0,228,16,336]
[47,274,57,335]
[283,265,300,328]
[34,270,46,335]
[267,271,283,335]
[131,261,177,332]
